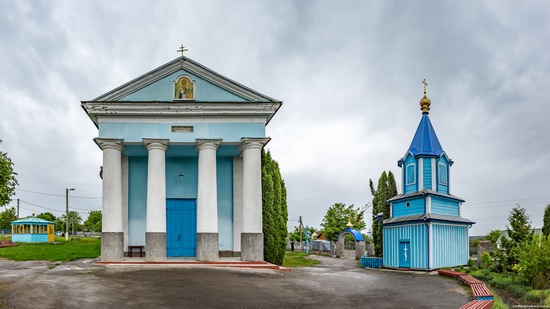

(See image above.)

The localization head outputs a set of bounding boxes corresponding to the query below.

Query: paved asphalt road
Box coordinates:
[0,255,470,308]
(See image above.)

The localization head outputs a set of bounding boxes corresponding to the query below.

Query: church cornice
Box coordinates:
[387,189,465,203]
[81,101,281,128]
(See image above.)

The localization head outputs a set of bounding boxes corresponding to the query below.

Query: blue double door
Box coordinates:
[166,199,197,257]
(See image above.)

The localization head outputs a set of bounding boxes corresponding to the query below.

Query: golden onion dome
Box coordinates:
[419,79,431,113]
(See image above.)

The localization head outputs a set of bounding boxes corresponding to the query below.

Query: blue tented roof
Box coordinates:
[408,113,443,157]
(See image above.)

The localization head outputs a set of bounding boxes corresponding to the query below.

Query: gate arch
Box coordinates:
[335,222,366,260]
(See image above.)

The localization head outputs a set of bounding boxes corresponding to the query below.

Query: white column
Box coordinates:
[239,137,270,261]
[96,138,124,261]
[97,139,124,234]
[143,139,168,261]
[143,139,169,233]
[121,156,129,250]
[233,157,244,252]
[196,139,222,233]
[240,138,269,233]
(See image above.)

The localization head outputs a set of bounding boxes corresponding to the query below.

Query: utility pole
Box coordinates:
[65,188,75,241]
[16,199,20,219]
[299,216,303,251]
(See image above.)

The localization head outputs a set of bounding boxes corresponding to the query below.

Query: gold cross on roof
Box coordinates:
[177,44,188,57]
[422,79,428,94]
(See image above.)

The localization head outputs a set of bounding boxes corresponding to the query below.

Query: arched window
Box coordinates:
[438,163,448,186]
[406,163,416,185]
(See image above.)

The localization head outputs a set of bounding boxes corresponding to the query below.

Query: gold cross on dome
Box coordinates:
[422,79,428,94]
[177,44,188,57]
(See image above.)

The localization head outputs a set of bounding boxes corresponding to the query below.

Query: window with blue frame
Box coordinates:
[406,164,416,185]
[438,163,448,186]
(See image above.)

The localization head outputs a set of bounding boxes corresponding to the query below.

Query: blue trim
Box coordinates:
[338,228,364,241]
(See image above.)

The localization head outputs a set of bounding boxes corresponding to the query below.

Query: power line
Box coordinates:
[18,200,99,216]
[16,188,101,199]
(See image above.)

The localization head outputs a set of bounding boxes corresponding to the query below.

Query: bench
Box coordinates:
[0,240,18,247]
[128,246,144,257]
[458,274,483,286]
[470,283,493,300]
[460,299,494,309]
[438,269,464,278]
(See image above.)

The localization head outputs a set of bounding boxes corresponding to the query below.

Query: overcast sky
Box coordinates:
[1,1,549,236]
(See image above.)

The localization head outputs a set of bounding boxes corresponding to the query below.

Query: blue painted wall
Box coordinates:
[403,155,418,194]
[423,158,432,190]
[12,234,49,243]
[392,198,425,217]
[432,224,469,268]
[437,157,449,194]
[217,157,233,250]
[128,156,148,246]
[99,122,265,143]
[431,196,459,216]
[166,157,198,199]
[383,224,428,269]
[119,70,249,102]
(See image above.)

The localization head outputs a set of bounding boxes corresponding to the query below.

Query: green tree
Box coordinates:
[59,211,83,234]
[517,234,550,289]
[0,207,17,229]
[369,171,398,257]
[320,203,366,241]
[288,226,315,242]
[262,150,288,266]
[498,206,534,272]
[543,204,550,237]
[484,230,502,243]
[84,210,102,232]
[0,140,18,207]
[37,212,57,222]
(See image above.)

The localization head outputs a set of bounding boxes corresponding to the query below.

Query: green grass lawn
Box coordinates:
[0,236,100,262]
[282,251,321,267]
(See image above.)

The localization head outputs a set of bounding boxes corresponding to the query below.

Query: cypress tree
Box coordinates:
[543,204,550,237]
[370,171,398,257]
[262,150,288,265]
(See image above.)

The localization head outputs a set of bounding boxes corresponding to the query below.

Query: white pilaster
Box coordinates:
[426,195,431,213]
[96,138,124,233]
[431,158,436,191]
[121,156,129,250]
[233,157,244,252]
[418,158,424,190]
[196,139,222,233]
[143,139,169,233]
[240,138,270,233]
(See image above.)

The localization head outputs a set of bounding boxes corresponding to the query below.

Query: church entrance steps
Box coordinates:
[95,259,290,271]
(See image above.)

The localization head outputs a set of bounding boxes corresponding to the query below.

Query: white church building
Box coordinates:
[82,53,281,262]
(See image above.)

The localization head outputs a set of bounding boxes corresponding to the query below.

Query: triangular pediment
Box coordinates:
[91,57,279,103]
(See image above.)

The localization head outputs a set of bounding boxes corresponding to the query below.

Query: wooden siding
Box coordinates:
[383,224,428,269]
[404,155,417,194]
[431,196,459,216]
[392,198,425,217]
[423,158,432,190]
[432,224,469,268]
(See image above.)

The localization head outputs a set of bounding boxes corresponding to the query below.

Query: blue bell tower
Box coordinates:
[382,80,475,270]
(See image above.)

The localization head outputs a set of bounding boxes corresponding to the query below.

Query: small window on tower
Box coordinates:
[406,164,416,185]
[438,164,448,186]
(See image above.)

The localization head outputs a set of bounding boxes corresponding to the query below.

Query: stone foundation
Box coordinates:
[145,232,166,262]
[197,233,219,261]
[101,232,124,262]
[241,233,263,261]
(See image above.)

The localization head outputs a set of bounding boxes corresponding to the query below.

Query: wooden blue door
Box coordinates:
[167,199,196,257]
[399,240,411,268]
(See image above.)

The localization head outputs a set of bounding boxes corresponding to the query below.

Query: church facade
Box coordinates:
[383,82,474,270]
[82,55,281,262]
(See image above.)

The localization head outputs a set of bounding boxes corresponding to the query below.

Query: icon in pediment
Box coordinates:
[174,76,195,100]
